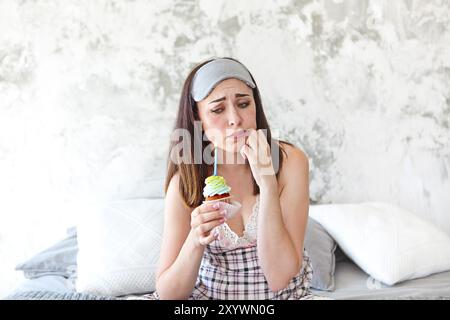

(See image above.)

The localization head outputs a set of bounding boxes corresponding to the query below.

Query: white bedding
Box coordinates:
[312,258,450,300]
[7,275,74,297]
[7,258,450,300]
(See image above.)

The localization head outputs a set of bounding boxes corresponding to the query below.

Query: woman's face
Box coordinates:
[197,78,257,153]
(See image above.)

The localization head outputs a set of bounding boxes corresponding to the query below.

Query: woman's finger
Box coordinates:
[191,209,221,228]
[240,144,256,165]
[199,202,221,213]
[193,210,225,228]
[198,218,225,234]
[199,230,219,246]
[256,129,272,166]
[257,129,269,148]
[246,128,258,149]
[201,210,227,223]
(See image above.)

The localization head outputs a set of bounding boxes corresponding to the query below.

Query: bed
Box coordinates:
[310,257,450,300]
[4,200,450,300]
[5,250,450,300]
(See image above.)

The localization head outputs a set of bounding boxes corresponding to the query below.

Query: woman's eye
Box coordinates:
[211,102,249,113]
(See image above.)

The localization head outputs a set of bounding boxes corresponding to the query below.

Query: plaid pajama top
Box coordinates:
[147,194,314,300]
[190,194,314,300]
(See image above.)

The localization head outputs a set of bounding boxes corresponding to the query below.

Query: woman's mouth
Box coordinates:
[228,129,249,140]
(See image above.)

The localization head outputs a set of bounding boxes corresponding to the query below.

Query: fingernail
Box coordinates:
[213,203,220,209]
[220,210,227,215]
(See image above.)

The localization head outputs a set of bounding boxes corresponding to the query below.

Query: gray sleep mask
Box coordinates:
[190,58,256,102]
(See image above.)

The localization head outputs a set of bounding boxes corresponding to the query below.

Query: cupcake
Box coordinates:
[203,176,231,202]
[203,175,241,219]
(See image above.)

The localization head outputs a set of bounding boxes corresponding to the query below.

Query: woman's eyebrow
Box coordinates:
[208,93,250,104]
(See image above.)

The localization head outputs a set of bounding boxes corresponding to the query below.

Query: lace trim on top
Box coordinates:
[215,194,259,250]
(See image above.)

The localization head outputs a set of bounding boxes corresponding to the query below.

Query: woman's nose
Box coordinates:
[227,105,242,126]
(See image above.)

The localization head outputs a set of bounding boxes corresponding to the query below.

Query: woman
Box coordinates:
[154,57,313,300]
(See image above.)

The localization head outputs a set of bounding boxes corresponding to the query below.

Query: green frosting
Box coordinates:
[203,176,231,198]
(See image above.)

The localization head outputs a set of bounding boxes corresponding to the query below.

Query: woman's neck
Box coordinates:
[218,162,250,176]
[216,149,250,176]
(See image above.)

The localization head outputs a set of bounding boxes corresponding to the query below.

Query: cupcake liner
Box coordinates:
[203,196,241,219]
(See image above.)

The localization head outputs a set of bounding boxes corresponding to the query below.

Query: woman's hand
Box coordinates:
[190,202,227,247]
[240,129,276,187]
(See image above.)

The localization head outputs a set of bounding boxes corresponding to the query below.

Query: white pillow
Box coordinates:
[309,202,450,286]
[76,198,164,297]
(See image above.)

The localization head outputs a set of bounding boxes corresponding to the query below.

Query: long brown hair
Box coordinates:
[164,57,291,208]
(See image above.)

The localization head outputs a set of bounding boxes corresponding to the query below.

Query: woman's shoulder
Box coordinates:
[165,171,192,214]
[277,141,309,188]
[279,141,309,167]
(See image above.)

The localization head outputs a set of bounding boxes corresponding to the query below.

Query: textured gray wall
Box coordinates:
[0,0,449,294]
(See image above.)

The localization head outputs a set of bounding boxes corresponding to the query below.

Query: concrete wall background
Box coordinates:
[1,0,449,295]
